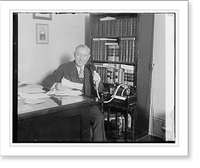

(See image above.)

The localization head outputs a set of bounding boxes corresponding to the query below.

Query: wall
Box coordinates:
[149,14,175,140]
[18,13,89,84]
[149,14,166,139]
[165,14,175,141]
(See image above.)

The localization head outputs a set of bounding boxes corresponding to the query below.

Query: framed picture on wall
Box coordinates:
[36,23,49,44]
[33,13,52,20]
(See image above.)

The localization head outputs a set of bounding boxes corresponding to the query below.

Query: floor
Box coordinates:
[106,134,165,143]
[135,135,165,142]
[105,121,165,143]
[105,119,165,143]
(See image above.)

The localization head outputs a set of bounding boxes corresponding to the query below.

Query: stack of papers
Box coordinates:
[55,90,82,96]
[18,84,49,104]
[24,99,45,105]
[61,78,83,90]
[56,96,85,105]
[46,89,82,96]
[18,85,45,94]
[19,92,49,100]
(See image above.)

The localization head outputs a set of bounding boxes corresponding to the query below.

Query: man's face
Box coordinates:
[74,48,90,67]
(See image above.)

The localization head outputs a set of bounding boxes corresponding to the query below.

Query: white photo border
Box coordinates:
[0,1,188,156]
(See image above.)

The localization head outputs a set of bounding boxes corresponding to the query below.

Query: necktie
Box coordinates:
[78,67,84,80]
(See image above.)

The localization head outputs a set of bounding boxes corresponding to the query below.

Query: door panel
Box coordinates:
[135,14,154,139]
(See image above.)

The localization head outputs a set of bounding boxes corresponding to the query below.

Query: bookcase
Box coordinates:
[89,13,154,141]
[90,13,137,87]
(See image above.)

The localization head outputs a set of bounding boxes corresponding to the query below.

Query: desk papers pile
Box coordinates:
[46,89,82,96]
[18,84,49,104]
[61,78,83,90]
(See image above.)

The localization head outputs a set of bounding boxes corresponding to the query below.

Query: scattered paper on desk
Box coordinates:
[25,84,43,89]
[45,88,72,95]
[46,89,83,96]
[55,90,82,96]
[18,95,24,100]
[24,99,45,105]
[56,96,85,105]
[18,87,45,94]
[19,93,50,99]
[45,90,56,95]
[61,78,83,90]
[18,104,33,111]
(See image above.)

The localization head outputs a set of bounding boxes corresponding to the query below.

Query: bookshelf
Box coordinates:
[90,13,154,141]
[90,13,138,141]
[90,13,137,87]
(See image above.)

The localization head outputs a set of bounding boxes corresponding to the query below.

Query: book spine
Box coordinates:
[115,45,120,61]
[122,40,126,62]
[102,21,106,37]
[122,18,127,36]
[119,40,122,62]
[115,64,120,83]
[110,20,114,37]
[133,17,137,36]
[125,40,129,62]
[107,45,115,61]
[128,40,132,63]
[97,40,100,60]
[91,21,95,37]
[92,39,95,60]
[132,39,135,63]
[98,20,103,37]
[115,19,119,37]
[124,69,128,85]
[103,67,107,83]
[99,40,103,61]
[118,68,122,84]
[130,18,133,36]
[127,18,132,36]
[106,20,110,37]
[119,19,123,36]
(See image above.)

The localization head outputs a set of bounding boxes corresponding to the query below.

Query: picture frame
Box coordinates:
[33,12,52,20]
[36,24,49,44]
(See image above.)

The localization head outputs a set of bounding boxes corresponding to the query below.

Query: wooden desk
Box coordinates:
[16,96,96,143]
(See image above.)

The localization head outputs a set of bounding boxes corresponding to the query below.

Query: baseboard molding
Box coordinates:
[149,116,165,140]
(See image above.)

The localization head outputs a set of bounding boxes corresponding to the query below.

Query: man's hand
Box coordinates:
[55,83,67,91]
[93,71,101,87]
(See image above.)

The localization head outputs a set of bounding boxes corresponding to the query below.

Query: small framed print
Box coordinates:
[33,12,52,20]
[36,24,49,44]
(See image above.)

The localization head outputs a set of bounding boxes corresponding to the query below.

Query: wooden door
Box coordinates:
[135,13,154,140]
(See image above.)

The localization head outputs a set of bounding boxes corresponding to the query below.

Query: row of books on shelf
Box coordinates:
[91,17,137,37]
[95,63,134,86]
[92,38,135,63]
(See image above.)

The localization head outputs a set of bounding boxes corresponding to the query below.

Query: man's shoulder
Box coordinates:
[59,61,75,69]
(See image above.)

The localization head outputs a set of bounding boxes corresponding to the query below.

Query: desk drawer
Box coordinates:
[18,106,91,142]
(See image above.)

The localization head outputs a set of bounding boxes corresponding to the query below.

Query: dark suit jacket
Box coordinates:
[43,61,104,97]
